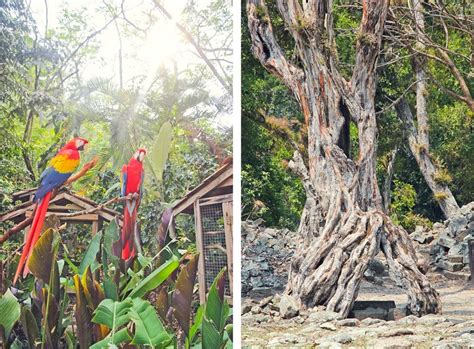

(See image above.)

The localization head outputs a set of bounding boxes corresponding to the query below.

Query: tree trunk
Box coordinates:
[396,0,460,219]
[396,100,460,219]
[247,0,440,317]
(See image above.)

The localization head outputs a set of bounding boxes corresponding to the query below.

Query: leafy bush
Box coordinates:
[0,220,232,348]
[390,179,432,231]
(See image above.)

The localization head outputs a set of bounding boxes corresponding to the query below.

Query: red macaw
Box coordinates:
[120,148,146,260]
[14,137,88,284]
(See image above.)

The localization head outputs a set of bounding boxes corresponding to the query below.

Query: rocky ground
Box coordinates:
[242,279,474,348]
[241,203,474,348]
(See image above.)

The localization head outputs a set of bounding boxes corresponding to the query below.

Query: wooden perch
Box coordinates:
[0,156,99,244]
[60,193,138,218]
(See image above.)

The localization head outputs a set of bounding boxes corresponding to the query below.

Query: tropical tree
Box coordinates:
[246,0,440,316]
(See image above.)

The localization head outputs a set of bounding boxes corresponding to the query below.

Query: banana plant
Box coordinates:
[201,268,232,349]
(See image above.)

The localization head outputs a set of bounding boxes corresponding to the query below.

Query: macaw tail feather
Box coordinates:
[13,192,52,284]
[121,199,137,261]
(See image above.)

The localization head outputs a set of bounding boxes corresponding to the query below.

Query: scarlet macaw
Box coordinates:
[13,137,88,284]
[120,148,146,260]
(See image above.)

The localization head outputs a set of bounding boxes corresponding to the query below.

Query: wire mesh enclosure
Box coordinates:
[200,203,231,295]
[171,160,233,304]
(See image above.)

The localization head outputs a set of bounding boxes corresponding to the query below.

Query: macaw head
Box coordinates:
[134,148,147,162]
[64,137,89,151]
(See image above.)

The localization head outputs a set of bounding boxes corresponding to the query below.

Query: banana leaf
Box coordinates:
[27,228,60,286]
[147,121,173,183]
[0,289,21,340]
[172,253,199,337]
[127,256,179,298]
[202,269,231,349]
[20,307,40,348]
[78,232,102,274]
[156,287,169,321]
[73,275,93,348]
[129,298,172,347]
[91,298,133,330]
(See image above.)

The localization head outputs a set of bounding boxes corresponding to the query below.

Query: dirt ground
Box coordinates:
[242,278,474,348]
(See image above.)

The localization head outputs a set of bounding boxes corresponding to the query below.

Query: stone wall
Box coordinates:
[241,220,298,297]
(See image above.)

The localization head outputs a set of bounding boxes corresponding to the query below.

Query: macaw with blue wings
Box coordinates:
[14,137,88,284]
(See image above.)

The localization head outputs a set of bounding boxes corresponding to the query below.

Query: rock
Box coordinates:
[432,343,464,349]
[418,314,448,325]
[248,287,273,298]
[336,318,360,327]
[320,322,337,331]
[447,255,463,263]
[308,310,342,323]
[379,328,414,337]
[412,232,434,244]
[318,342,342,349]
[267,334,302,346]
[242,301,253,315]
[294,316,305,324]
[258,296,273,308]
[442,271,471,282]
[438,233,457,249]
[250,276,263,287]
[447,215,468,236]
[254,313,271,323]
[373,338,415,349]
[327,334,353,344]
[279,294,299,319]
[397,315,418,324]
[251,306,261,314]
[361,318,386,326]
[436,260,464,272]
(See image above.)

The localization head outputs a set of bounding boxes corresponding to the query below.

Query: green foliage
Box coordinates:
[390,180,432,231]
[0,289,21,343]
[127,256,180,299]
[148,121,173,184]
[202,268,232,349]
[241,117,304,229]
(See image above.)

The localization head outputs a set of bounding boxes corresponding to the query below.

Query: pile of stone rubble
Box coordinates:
[413,202,474,277]
[241,219,298,297]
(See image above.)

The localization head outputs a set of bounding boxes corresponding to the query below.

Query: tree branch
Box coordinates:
[351,0,390,94]
[152,0,231,94]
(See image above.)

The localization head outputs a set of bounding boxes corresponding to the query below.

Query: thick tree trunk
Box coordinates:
[247,0,441,317]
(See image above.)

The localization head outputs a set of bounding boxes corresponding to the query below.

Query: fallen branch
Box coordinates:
[0,157,99,244]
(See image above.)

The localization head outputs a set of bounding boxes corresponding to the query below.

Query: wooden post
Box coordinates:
[92,220,99,235]
[195,201,207,304]
[223,201,233,299]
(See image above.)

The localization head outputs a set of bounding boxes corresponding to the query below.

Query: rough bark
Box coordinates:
[247,0,440,317]
[382,146,398,213]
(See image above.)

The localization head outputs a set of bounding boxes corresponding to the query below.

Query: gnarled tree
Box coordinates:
[247,0,440,317]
